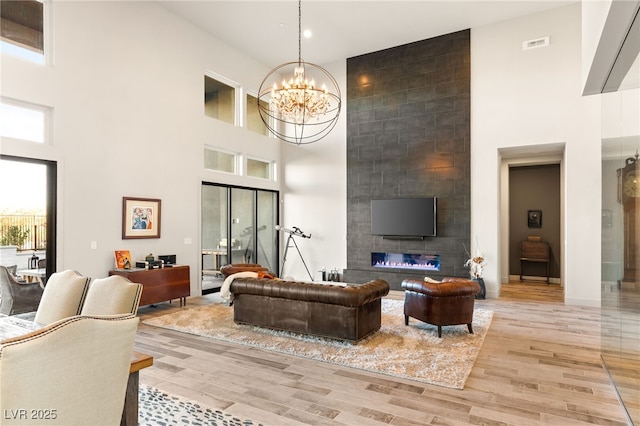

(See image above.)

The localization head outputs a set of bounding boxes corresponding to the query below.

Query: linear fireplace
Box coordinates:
[371,252,440,271]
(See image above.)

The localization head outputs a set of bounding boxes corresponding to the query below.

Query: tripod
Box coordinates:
[281,233,313,281]
[244,232,271,271]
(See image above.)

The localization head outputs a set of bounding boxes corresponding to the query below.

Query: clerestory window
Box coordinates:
[246,157,273,180]
[0,0,45,64]
[246,93,269,136]
[0,99,48,144]
[204,74,238,125]
[204,146,238,174]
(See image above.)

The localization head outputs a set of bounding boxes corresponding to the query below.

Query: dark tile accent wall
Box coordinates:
[343,30,471,291]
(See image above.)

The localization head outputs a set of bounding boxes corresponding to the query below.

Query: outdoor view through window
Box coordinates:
[0,159,47,252]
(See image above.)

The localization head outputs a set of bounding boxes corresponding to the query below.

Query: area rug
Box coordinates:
[139,384,262,425]
[143,299,493,389]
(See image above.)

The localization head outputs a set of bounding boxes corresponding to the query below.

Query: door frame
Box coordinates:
[499,145,565,296]
[0,154,57,281]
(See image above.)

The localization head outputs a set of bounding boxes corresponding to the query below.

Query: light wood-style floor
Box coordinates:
[135,282,629,425]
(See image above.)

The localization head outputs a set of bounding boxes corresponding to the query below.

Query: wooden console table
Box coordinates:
[110,265,190,306]
[519,241,550,283]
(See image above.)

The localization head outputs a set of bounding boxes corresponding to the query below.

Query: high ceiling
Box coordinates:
[158,1,577,68]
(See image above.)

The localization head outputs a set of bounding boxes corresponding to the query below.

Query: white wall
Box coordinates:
[279,61,347,282]
[0,1,280,294]
[1,2,610,307]
[471,3,602,306]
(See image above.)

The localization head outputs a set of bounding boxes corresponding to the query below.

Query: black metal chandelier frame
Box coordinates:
[257,0,341,145]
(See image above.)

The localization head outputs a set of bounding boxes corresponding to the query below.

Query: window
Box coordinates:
[246,157,273,180]
[0,99,48,143]
[246,93,269,136]
[0,0,45,64]
[204,146,238,174]
[204,74,238,125]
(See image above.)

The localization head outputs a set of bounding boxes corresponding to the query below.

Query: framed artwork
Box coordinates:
[527,210,542,228]
[114,250,132,269]
[122,197,161,239]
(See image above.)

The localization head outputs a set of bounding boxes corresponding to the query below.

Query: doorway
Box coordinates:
[499,145,565,297]
[0,155,57,282]
[201,182,278,294]
[508,164,561,282]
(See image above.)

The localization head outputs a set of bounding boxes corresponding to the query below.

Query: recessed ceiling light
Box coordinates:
[303,29,312,38]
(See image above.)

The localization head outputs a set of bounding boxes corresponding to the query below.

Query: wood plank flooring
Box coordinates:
[135,282,629,425]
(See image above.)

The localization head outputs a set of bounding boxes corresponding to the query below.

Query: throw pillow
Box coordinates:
[257,270,275,279]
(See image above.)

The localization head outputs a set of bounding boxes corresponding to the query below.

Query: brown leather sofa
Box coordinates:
[401,277,480,338]
[220,263,270,277]
[230,277,390,342]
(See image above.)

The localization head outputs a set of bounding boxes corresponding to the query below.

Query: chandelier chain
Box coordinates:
[298,0,302,64]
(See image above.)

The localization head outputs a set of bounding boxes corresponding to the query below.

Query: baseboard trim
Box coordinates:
[507,274,561,285]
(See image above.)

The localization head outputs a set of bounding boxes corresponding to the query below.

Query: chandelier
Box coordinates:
[258,0,341,145]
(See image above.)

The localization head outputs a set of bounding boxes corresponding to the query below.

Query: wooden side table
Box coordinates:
[519,241,550,283]
[121,351,153,426]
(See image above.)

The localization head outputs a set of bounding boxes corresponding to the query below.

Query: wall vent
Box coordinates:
[522,36,550,51]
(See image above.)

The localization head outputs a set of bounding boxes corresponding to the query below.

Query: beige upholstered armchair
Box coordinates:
[81,275,143,316]
[0,314,139,425]
[33,269,90,326]
[0,265,44,316]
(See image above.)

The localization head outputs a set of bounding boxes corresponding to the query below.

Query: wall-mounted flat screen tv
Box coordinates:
[371,197,437,237]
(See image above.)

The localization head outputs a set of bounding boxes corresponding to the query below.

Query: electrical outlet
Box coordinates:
[90,241,97,250]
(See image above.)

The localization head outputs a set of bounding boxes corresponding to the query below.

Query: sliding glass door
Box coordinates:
[230,188,253,265]
[0,155,56,282]
[255,190,277,271]
[201,185,228,275]
[201,183,278,293]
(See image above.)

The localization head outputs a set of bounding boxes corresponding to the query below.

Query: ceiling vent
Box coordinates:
[522,36,550,51]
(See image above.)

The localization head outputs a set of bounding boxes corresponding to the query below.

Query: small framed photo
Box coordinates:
[527,210,542,228]
[114,250,132,269]
[122,197,161,239]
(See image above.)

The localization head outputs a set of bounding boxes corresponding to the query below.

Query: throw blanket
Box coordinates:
[220,271,258,300]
